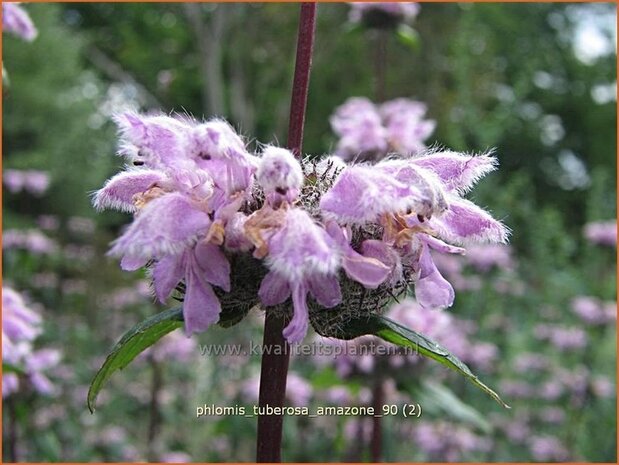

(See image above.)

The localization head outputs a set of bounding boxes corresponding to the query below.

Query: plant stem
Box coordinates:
[256,312,291,462]
[146,357,163,461]
[286,2,317,159]
[370,374,384,461]
[7,396,19,461]
[256,3,316,462]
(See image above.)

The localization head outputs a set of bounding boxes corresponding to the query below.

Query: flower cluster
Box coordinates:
[2,287,61,397]
[570,296,616,325]
[330,97,436,161]
[2,3,37,42]
[348,2,420,29]
[95,111,507,343]
[3,169,50,195]
[3,229,58,255]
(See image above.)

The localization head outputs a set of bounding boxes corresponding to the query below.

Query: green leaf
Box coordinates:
[416,380,493,433]
[87,307,183,413]
[336,315,509,408]
[396,24,420,51]
[88,303,254,412]
[3,362,26,376]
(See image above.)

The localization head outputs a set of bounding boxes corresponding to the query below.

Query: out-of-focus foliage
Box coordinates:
[2,2,616,462]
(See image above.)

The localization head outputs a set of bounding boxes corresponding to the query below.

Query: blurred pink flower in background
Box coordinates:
[583,219,616,246]
[2,3,37,41]
[413,421,492,461]
[143,331,197,363]
[539,406,566,424]
[513,352,550,374]
[528,436,569,461]
[159,452,192,463]
[571,296,617,325]
[330,97,435,161]
[591,376,615,399]
[3,169,50,195]
[535,325,588,351]
[36,214,60,231]
[498,380,534,399]
[99,281,152,311]
[465,244,514,272]
[2,287,62,397]
[3,229,58,255]
[67,216,97,235]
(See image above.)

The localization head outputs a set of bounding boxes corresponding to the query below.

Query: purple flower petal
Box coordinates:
[2,4,37,41]
[152,254,185,303]
[282,282,310,343]
[93,169,167,212]
[224,213,254,252]
[307,274,342,307]
[259,271,291,306]
[114,112,194,169]
[256,146,303,206]
[360,239,403,285]
[324,221,390,288]
[194,241,231,292]
[192,120,257,193]
[267,209,339,281]
[423,234,466,255]
[120,255,149,271]
[183,258,221,335]
[3,373,20,397]
[415,245,455,309]
[320,165,425,224]
[342,252,390,289]
[109,192,211,259]
[429,196,510,244]
[412,151,498,193]
[377,159,448,219]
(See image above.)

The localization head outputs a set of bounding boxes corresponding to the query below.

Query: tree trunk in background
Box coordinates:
[183,4,226,117]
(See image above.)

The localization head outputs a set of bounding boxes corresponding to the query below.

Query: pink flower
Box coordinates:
[2,287,62,397]
[95,110,509,344]
[330,97,434,160]
[583,219,616,246]
[2,3,37,41]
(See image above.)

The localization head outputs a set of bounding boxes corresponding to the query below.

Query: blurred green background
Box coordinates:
[2,2,616,462]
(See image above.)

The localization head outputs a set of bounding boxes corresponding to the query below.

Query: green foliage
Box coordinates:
[87,307,184,412]
[335,314,509,408]
[3,3,116,219]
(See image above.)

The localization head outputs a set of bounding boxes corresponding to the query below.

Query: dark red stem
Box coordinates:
[256,3,316,462]
[287,2,317,158]
[370,376,384,461]
[255,312,291,462]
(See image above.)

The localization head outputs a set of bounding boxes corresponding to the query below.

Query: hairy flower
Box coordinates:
[331,97,435,161]
[95,111,508,342]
